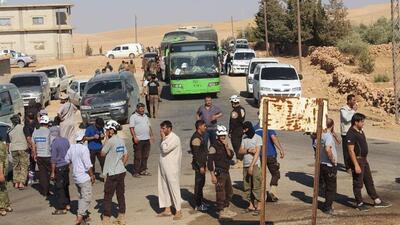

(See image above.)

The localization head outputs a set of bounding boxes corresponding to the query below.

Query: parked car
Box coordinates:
[106,43,143,59]
[230,49,256,75]
[80,71,139,126]
[235,43,250,50]
[0,50,36,68]
[236,39,248,45]
[67,79,89,107]
[246,57,280,96]
[35,65,73,99]
[252,63,303,105]
[10,72,51,107]
[0,83,24,125]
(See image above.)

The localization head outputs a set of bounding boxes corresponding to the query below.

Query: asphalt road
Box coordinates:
[2,74,400,225]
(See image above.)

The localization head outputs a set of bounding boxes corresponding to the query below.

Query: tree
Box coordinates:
[85,40,93,56]
[324,0,351,45]
[355,17,392,44]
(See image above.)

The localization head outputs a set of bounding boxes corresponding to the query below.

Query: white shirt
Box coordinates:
[65,143,93,184]
[340,105,356,135]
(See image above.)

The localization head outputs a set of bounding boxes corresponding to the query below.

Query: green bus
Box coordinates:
[167,41,221,96]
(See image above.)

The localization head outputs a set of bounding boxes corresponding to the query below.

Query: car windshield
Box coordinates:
[11,77,41,87]
[85,80,123,95]
[79,82,87,96]
[236,44,249,49]
[261,67,298,80]
[170,52,219,75]
[37,69,57,78]
[234,52,255,60]
[250,61,278,73]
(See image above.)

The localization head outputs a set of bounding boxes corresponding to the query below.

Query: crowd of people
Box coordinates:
[0,86,393,224]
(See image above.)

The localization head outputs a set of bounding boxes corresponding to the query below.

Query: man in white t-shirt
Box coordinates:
[65,131,95,225]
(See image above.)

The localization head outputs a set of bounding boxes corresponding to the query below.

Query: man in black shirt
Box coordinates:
[347,113,391,211]
[23,111,39,185]
[147,75,160,118]
[190,120,208,212]
[228,95,245,161]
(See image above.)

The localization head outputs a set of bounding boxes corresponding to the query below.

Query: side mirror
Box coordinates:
[298,74,303,80]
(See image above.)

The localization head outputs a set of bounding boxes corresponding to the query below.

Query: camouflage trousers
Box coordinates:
[0,182,10,209]
[12,150,29,184]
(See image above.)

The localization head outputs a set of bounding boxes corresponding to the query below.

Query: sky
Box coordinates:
[3,0,390,33]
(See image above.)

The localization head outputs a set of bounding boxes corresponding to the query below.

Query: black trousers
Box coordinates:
[215,171,233,211]
[267,157,281,186]
[90,151,105,175]
[230,130,243,160]
[103,172,126,217]
[352,157,379,205]
[341,135,351,170]
[320,164,337,210]
[37,157,51,196]
[133,140,151,174]
[194,170,206,207]
[55,165,71,210]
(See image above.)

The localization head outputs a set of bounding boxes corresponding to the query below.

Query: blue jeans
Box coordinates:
[204,129,217,147]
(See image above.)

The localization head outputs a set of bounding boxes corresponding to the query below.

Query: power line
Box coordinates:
[392,0,400,124]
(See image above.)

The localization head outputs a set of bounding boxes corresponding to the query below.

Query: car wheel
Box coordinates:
[108,54,115,59]
[17,61,25,68]
[129,53,135,59]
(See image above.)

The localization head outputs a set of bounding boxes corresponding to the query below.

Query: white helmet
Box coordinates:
[181,63,188,69]
[39,115,50,124]
[105,120,120,131]
[229,95,240,103]
[216,125,228,136]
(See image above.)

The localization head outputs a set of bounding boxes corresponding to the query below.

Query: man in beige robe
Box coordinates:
[58,93,77,144]
[157,120,182,220]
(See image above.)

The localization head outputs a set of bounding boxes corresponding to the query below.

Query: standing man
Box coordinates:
[128,60,136,74]
[347,113,391,211]
[320,118,338,215]
[50,127,71,215]
[101,120,129,225]
[190,120,208,211]
[65,131,95,225]
[118,60,126,72]
[196,96,223,146]
[340,94,357,173]
[104,62,113,72]
[24,111,39,185]
[207,125,237,220]
[254,121,285,202]
[228,95,246,161]
[147,74,161,118]
[32,115,52,197]
[8,115,29,190]
[158,121,183,220]
[58,93,77,144]
[0,126,12,216]
[130,103,153,177]
[85,118,105,178]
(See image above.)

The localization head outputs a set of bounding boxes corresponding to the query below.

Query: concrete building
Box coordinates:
[0,3,73,59]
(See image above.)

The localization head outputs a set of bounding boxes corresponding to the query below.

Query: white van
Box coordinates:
[230,49,256,75]
[246,57,279,96]
[252,63,303,105]
[106,43,143,59]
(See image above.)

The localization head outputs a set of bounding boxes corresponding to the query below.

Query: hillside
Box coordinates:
[347,3,391,25]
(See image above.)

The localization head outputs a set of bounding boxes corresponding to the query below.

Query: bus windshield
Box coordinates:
[170,52,219,76]
[162,32,194,42]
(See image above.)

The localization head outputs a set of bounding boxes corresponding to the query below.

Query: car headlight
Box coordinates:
[260,87,272,91]
[110,101,126,107]
[248,78,253,84]
[208,82,219,87]
[291,87,302,92]
[171,84,183,88]
[81,105,92,110]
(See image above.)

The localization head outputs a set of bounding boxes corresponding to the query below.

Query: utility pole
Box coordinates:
[134,14,138,43]
[391,0,400,124]
[231,16,235,39]
[264,0,270,56]
[296,0,303,73]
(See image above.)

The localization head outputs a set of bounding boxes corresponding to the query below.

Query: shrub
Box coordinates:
[85,40,93,56]
[337,32,367,57]
[374,74,390,83]
[358,50,375,74]
[354,17,392,45]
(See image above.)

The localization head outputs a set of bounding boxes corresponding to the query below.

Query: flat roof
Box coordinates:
[0,3,73,9]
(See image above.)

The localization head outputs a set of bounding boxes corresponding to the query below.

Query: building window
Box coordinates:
[0,18,11,26]
[33,17,44,25]
[33,41,45,50]
[56,11,67,25]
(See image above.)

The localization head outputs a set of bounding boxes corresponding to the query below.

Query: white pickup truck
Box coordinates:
[35,65,74,99]
[0,50,36,68]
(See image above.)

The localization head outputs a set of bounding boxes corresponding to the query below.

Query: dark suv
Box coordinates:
[80,71,139,125]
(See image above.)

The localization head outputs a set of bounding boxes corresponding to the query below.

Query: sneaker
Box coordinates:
[322,208,335,215]
[374,200,392,208]
[195,204,209,212]
[357,203,369,212]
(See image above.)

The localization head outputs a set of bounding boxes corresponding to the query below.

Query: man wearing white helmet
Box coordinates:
[65,131,95,225]
[101,120,128,225]
[207,125,237,220]
[174,62,189,75]
[229,95,246,162]
[32,115,52,197]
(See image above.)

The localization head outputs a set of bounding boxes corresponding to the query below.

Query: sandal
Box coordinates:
[5,207,12,213]
[52,209,67,215]
[157,211,172,217]
[0,210,6,216]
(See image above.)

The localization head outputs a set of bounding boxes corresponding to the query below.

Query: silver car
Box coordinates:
[10,72,51,107]
[67,79,89,107]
